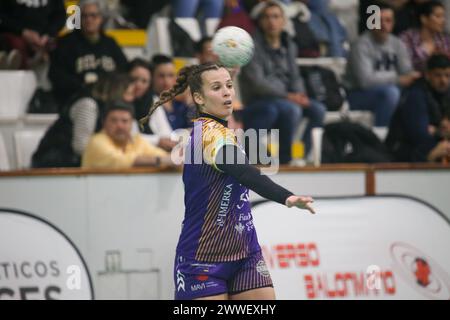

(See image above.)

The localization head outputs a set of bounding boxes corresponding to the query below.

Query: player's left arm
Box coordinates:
[215,144,315,214]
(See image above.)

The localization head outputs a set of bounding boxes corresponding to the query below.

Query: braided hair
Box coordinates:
[139,62,226,130]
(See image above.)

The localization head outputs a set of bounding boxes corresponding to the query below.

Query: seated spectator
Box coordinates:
[49,0,128,105]
[251,1,322,58]
[386,54,450,162]
[242,0,300,13]
[400,0,450,72]
[32,73,135,168]
[239,0,326,164]
[218,0,256,35]
[284,1,321,58]
[145,55,195,151]
[127,58,181,150]
[305,0,348,57]
[128,58,154,133]
[359,0,431,36]
[446,0,450,32]
[344,3,421,127]
[121,0,169,28]
[0,0,65,69]
[172,0,224,19]
[82,101,171,169]
[195,37,220,64]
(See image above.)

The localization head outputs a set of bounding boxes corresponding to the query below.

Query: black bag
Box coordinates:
[28,89,59,113]
[301,65,345,111]
[168,18,196,57]
[322,121,391,163]
[31,116,81,168]
[291,14,320,58]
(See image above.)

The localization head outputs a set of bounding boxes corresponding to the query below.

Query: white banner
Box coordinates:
[0,209,94,300]
[253,196,450,300]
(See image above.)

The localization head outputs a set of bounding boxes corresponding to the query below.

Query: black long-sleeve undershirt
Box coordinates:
[215,144,293,205]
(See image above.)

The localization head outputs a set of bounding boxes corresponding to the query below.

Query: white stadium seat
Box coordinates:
[312,127,324,167]
[205,18,220,36]
[14,130,46,169]
[372,126,389,142]
[147,17,202,57]
[0,71,36,121]
[0,133,10,171]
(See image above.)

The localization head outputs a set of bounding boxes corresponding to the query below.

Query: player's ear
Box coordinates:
[193,91,204,106]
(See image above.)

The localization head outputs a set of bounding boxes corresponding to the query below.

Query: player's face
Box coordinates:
[104,110,133,145]
[197,68,235,120]
[130,66,151,99]
[153,63,177,94]
[81,4,103,35]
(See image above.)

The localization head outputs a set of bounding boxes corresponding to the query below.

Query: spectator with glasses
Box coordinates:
[49,0,128,105]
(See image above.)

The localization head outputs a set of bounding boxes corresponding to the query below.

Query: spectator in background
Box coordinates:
[146,55,195,151]
[82,102,171,169]
[121,0,169,28]
[217,0,256,35]
[400,0,450,71]
[242,0,300,13]
[172,0,224,19]
[344,3,421,127]
[128,58,154,133]
[446,0,450,33]
[32,73,135,168]
[306,0,348,57]
[392,0,432,35]
[359,0,432,36]
[49,0,128,105]
[127,58,181,151]
[239,0,326,164]
[386,54,450,162]
[195,37,220,64]
[0,0,66,69]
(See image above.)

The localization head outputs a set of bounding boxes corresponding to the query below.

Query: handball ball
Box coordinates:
[212,26,254,68]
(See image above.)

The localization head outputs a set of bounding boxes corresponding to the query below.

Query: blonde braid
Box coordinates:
[139,62,225,130]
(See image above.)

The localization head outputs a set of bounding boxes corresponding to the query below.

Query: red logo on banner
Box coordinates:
[303,270,396,299]
[261,243,320,269]
[414,258,431,287]
[390,242,450,299]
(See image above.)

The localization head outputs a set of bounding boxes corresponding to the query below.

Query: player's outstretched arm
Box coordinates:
[216,145,316,214]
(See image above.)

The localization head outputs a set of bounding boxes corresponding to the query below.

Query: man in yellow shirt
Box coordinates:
[82,101,172,169]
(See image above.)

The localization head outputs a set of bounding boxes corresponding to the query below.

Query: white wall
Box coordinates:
[0,169,449,299]
[376,170,450,221]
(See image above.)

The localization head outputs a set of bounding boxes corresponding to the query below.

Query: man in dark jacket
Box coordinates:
[0,0,66,69]
[49,0,128,105]
[239,0,326,164]
[386,54,450,162]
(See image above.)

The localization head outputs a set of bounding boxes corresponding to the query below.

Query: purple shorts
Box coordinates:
[174,250,273,300]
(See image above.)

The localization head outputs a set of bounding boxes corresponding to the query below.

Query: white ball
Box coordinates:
[212,26,254,67]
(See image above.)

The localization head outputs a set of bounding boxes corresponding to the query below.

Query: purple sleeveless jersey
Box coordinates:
[176,116,261,262]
